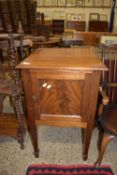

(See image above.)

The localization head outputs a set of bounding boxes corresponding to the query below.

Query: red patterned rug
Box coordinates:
[26,164,114,175]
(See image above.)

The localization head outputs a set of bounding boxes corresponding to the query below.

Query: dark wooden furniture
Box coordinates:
[95,85,117,167]
[17,47,107,159]
[66,21,86,31]
[100,43,117,104]
[0,23,33,147]
[0,31,25,148]
[36,12,44,25]
[73,32,117,46]
[52,19,64,34]
[33,39,60,49]
[31,24,51,41]
[88,21,108,32]
[0,0,37,33]
[24,35,60,49]
[94,44,117,166]
[0,33,33,62]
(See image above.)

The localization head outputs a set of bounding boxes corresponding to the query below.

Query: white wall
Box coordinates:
[37,6,117,32]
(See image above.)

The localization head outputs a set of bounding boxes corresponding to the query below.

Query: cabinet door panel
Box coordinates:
[38,79,83,115]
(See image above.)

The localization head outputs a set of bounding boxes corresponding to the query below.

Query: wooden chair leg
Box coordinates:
[0,95,6,113]
[94,132,115,167]
[0,96,3,113]
[97,128,103,151]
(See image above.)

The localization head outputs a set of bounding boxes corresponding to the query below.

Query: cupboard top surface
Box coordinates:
[17,48,107,71]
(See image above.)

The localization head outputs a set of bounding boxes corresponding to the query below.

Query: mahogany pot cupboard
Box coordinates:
[17,48,107,159]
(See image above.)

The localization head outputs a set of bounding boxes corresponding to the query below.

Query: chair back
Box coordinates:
[100,36,117,104]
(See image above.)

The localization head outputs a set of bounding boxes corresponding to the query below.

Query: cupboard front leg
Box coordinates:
[28,123,39,158]
[82,71,101,161]
[22,71,39,157]
[82,128,92,161]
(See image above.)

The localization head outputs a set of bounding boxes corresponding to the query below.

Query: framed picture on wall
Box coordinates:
[66,13,72,21]
[100,14,107,21]
[94,0,103,7]
[43,0,52,6]
[103,0,111,7]
[71,14,79,21]
[52,0,58,6]
[57,0,66,6]
[85,0,93,7]
[44,12,52,20]
[66,0,76,6]
[89,13,100,20]
[44,0,57,6]
[76,0,84,6]
[52,11,65,19]
[37,0,43,6]
[78,13,85,21]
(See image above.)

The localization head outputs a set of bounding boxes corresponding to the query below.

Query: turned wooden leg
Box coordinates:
[0,95,6,113]
[0,96,3,113]
[0,49,4,62]
[97,128,103,151]
[21,94,27,116]
[12,96,25,149]
[94,132,115,167]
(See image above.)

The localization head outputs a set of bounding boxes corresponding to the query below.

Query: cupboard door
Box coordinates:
[37,79,84,116]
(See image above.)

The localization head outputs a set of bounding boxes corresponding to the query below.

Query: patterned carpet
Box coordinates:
[0,99,117,175]
[26,164,114,175]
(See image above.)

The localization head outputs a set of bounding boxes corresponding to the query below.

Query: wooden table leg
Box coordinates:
[82,127,93,161]
[82,71,101,161]
[28,124,39,158]
[22,70,39,157]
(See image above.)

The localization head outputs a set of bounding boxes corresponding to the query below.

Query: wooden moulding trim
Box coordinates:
[35,114,87,128]
[40,114,81,120]
[31,70,92,80]
[36,73,85,80]
[36,120,87,128]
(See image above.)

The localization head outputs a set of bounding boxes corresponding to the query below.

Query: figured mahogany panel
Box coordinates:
[38,79,83,115]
